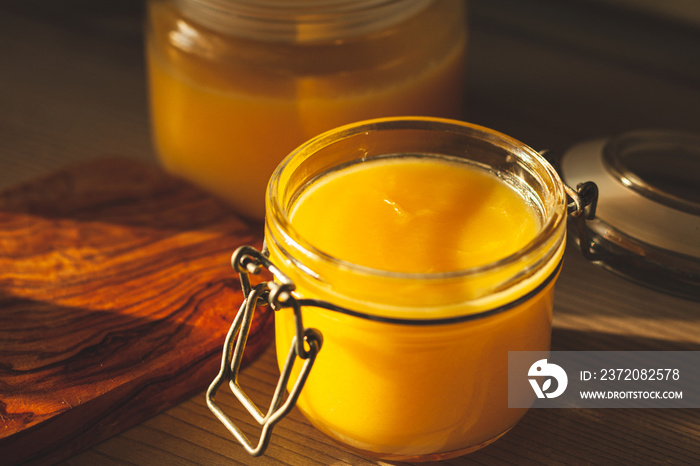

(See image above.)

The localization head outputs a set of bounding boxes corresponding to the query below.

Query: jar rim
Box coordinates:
[174,0,433,42]
[266,117,567,282]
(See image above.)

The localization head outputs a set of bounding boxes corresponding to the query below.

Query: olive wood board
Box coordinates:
[0,158,272,465]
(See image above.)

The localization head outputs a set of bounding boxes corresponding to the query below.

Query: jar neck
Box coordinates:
[173,0,433,42]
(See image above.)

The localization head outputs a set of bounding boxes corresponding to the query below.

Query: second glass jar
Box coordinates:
[145,0,468,219]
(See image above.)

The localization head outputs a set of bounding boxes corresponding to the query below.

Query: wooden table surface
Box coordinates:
[2,1,699,464]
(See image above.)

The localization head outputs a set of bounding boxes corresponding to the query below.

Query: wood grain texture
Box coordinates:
[0,158,272,465]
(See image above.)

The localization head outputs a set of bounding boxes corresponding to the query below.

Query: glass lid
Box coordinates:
[603,131,700,216]
[560,130,700,301]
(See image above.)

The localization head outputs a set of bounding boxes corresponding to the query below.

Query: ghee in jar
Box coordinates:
[289,157,541,274]
[265,118,567,460]
[146,0,468,219]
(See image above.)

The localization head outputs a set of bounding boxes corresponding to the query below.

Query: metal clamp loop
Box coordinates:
[565,181,598,220]
[206,246,323,457]
[564,181,602,260]
[541,149,601,261]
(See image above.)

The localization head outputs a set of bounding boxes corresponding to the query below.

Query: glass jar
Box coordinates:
[253,117,566,460]
[145,0,468,220]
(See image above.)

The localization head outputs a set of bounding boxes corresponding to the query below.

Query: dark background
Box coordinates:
[2,0,700,188]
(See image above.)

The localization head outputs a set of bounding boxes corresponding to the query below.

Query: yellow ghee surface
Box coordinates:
[146,1,467,219]
[270,156,563,458]
[289,157,540,274]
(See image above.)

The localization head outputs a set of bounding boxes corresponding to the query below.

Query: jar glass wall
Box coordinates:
[264,117,567,460]
[145,0,468,219]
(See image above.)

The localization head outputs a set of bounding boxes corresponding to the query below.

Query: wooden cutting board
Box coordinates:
[0,158,273,465]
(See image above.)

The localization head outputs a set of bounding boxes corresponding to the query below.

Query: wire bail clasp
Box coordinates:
[541,149,600,260]
[206,245,322,457]
[564,181,601,260]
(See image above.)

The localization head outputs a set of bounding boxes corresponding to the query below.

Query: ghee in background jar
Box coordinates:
[145,0,467,219]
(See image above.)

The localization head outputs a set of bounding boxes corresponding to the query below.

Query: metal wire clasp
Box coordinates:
[206,245,322,457]
[564,181,601,260]
[541,149,601,260]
